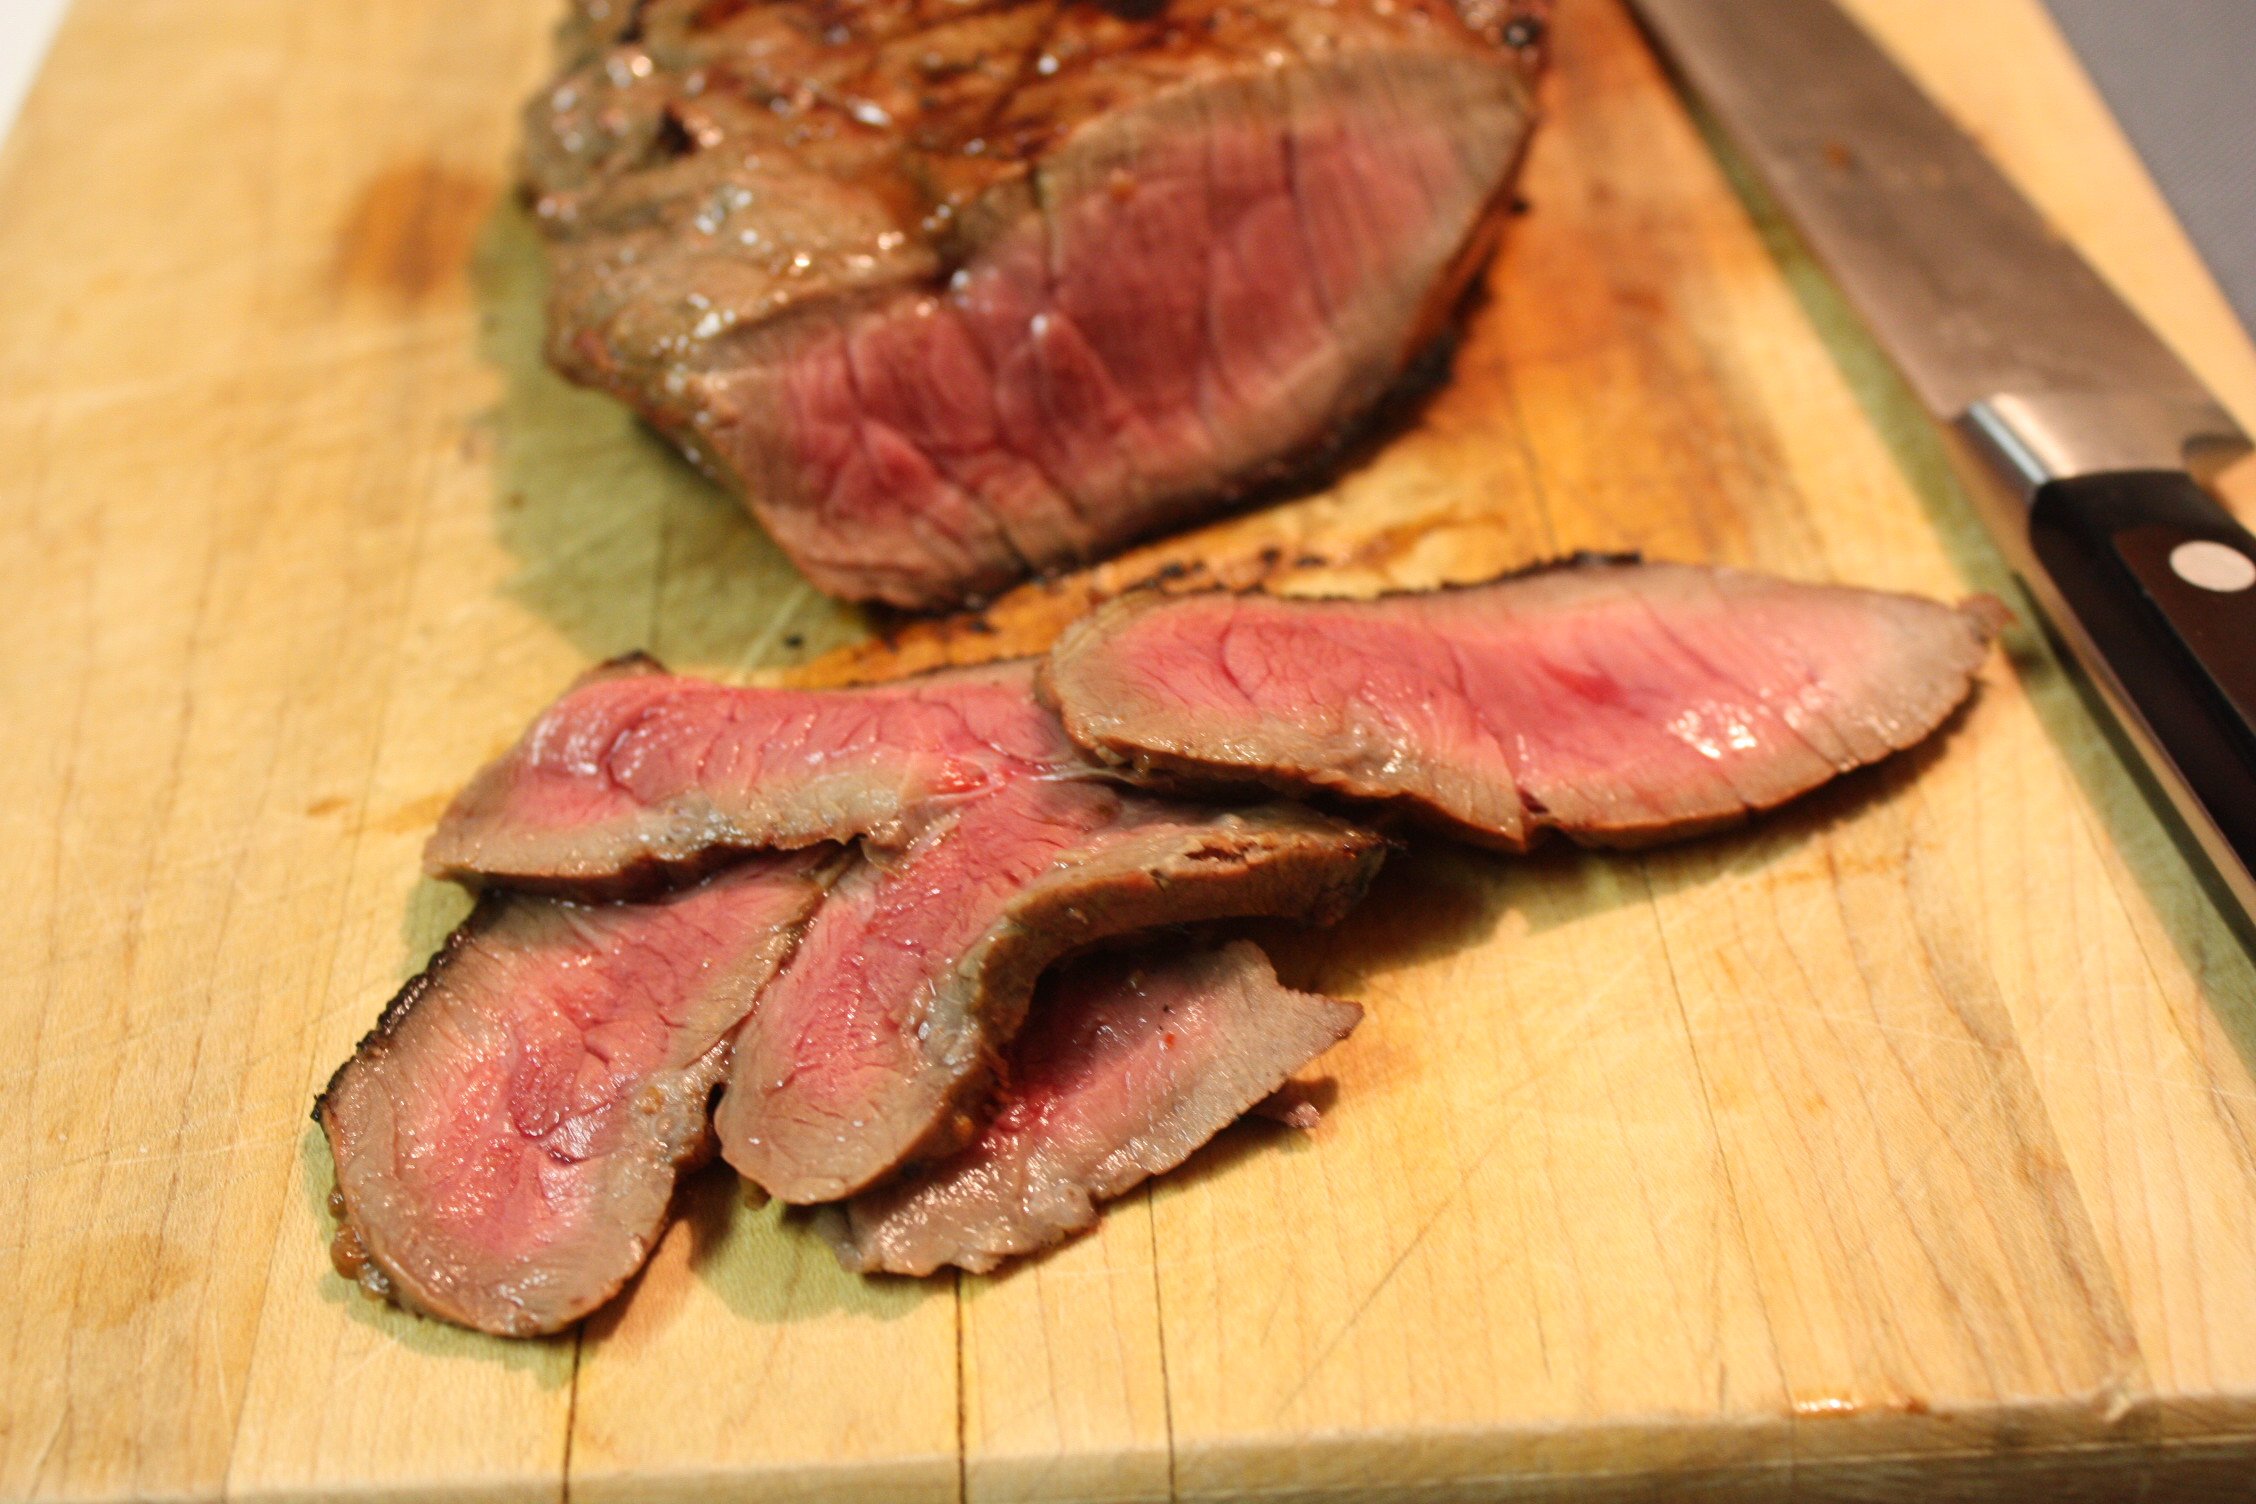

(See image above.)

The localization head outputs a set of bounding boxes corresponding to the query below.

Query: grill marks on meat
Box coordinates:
[716,779,1383,1201]
[427,656,1078,893]
[316,849,839,1337]
[823,940,1359,1275]
[525,0,1544,607]
[1041,562,2009,848]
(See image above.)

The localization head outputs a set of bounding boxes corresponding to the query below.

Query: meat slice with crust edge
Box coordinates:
[717,778,1384,1203]
[822,939,1362,1276]
[317,848,841,1337]
[1039,559,2011,849]
[426,655,1081,896]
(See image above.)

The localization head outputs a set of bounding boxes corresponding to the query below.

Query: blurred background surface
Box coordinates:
[0,0,2247,337]
[2043,0,2255,343]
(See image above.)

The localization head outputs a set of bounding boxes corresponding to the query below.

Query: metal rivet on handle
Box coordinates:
[2169,540,2256,594]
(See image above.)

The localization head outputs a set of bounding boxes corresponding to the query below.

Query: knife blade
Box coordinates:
[1629,0,2256,933]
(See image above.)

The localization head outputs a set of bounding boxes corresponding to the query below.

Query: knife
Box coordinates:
[1628,0,2256,933]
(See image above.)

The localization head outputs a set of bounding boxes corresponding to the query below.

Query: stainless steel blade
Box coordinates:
[1627,0,2247,489]
[1631,0,2256,933]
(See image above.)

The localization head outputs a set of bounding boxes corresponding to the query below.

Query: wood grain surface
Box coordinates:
[2,1,2253,1500]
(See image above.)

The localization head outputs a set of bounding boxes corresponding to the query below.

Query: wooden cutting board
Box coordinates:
[5,0,2255,1499]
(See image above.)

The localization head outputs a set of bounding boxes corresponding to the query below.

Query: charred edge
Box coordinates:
[651,106,702,160]
[581,648,672,684]
[1075,549,1652,619]
[1453,0,1554,61]
[1107,556,1213,599]
[964,0,1070,163]
[774,648,1050,693]
[465,841,772,904]
[1501,0,1553,60]
[310,896,513,1126]
[1375,547,1651,591]
[817,651,1043,689]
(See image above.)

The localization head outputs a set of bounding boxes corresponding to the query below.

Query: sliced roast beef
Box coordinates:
[525,0,1549,608]
[822,941,1360,1276]
[427,656,1077,893]
[317,849,839,1336]
[1041,561,2010,848]
[716,779,1383,1202]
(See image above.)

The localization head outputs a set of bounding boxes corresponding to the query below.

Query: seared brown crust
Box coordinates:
[526,0,1549,250]
[523,0,1553,608]
[312,898,504,1127]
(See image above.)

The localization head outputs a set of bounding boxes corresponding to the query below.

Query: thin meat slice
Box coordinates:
[822,941,1361,1276]
[427,656,1077,894]
[1041,561,2010,849]
[717,781,1383,1203]
[317,849,840,1337]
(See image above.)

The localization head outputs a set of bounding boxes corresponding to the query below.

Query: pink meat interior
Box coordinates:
[428,660,1075,881]
[1052,564,2002,844]
[719,780,1128,1198]
[324,851,830,1330]
[709,53,1524,602]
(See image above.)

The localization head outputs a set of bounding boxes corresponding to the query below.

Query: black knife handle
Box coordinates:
[2027,469,2256,879]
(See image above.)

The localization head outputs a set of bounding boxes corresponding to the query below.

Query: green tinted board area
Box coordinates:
[477,203,873,678]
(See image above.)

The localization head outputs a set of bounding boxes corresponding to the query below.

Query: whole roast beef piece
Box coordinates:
[427,656,1078,894]
[716,779,1383,1202]
[525,0,1550,608]
[317,849,839,1337]
[1041,561,2010,848]
[823,940,1360,1275]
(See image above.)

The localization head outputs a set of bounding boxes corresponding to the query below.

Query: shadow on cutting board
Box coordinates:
[610,1165,942,1333]
[1697,109,2256,1078]
[471,204,869,678]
